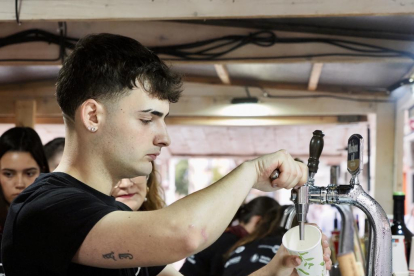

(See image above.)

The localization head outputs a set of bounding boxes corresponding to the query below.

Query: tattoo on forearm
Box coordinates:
[103,251,116,261]
[102,251,134,261]
[119,253,133,260]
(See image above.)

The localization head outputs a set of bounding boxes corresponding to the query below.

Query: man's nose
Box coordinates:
[154,125,171,147]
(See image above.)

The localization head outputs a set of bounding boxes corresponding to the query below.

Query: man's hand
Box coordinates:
[250,228,332,276]
[248,150,308,192]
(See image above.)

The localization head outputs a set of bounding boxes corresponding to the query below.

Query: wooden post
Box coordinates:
[15,100,36,128]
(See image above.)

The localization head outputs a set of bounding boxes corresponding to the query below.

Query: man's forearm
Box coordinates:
[161,161,257,253]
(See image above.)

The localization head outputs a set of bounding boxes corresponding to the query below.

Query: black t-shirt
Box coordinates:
[222,236,283,276]
[1,172,165,276]
[179,230,241,276]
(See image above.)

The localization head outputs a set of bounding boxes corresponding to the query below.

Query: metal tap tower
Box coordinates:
[290,131,391,276]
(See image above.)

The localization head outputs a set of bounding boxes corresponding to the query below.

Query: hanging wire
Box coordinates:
[15,0,21,25]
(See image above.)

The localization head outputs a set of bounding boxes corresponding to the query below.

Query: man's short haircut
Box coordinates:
[56,33,183,119]
[44,137,65,161]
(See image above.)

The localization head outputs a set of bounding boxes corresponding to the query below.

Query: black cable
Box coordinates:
[153,31,414,61]
[15,0,21,25]
[0,24,74,62]
[1,29,413,63]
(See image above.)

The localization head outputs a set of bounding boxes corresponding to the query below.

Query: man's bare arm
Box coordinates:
[72,151,307,268]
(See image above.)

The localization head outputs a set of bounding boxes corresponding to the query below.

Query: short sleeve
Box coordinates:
[13,186,118,273]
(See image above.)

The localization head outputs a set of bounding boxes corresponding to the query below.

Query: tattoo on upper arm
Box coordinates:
[102,251,134,261]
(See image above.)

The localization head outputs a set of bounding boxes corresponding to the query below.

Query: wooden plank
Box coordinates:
[183,75,389,96]
[2,0,414,21]
[308,63,324,91]
[0,117,64,124]
[165,116,340,126]
[15,100,36,127]
[0,80,391,120]
[1,21,414,65]
[214,64,231,84]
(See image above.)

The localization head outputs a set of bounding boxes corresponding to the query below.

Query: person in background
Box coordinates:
[111,162,181,275]
[222,205,315,276]
[180,196,280,276]
[44,137,65,171]
[0,127,50,262]
[0,127,50,206]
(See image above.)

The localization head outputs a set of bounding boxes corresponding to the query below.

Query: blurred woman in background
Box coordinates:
[111,161,182,276]
[0,127,49,206]
[222,205,293,276]
[179,196,280,276]
[222,205,333,276]
[0,127,49,263]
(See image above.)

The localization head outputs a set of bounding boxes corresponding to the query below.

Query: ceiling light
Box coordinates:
[231,97,259,104]
[231,87,259,104]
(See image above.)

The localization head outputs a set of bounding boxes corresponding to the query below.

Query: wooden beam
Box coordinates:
[165,116,340,126]
[0,80,391,121]
[214,64,231,84]
[2,0,414,21]
[183,75,389,96]
[1,21,414,65]
[0,116,64,124]
[308,63,324,91]
[15,100,36,127]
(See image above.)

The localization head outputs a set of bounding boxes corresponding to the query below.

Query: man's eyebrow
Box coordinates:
[139,109,165,118]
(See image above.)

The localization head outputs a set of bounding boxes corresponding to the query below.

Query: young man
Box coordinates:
[2,34,331,276]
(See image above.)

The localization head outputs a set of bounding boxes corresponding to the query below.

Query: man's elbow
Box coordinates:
[169,221,205,257]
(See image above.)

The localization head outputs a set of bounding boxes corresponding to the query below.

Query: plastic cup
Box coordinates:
[282,224,327,276]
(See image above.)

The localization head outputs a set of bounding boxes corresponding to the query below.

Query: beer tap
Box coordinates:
[295,130,325,240]
[290,133,391,276]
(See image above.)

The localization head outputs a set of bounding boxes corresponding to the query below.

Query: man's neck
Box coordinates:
[55,152,115,196]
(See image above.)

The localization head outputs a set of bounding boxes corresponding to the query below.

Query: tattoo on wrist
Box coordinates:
[102,251,134,261]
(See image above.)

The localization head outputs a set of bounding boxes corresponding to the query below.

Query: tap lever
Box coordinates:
[347,134,363,178]
[308,130,325,177]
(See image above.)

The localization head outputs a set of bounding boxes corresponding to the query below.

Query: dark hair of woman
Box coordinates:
[43,137,65,161]
[233,196,280,225]
[225,204,296,260]
[139,161,165,211]
[56,33,183,121]
[0,127,50,173]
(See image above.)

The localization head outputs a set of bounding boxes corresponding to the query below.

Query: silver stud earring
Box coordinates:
[89,126,97,132]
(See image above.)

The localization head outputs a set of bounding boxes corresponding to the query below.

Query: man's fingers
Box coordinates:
[297,162,308,186]
[282,255,302,268]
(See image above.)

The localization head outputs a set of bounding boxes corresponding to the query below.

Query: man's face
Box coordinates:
[100,87,170,179]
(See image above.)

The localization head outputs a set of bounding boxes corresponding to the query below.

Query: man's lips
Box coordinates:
[147,153,159,161]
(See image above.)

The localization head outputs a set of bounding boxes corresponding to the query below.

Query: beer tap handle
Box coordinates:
[297,130,324,240]
[308,130,325,178]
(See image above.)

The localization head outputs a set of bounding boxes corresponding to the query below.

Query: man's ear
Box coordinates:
[80,99,104,132]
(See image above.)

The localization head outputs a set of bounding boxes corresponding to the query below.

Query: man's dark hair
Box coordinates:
[0,127,50,174]
[44,137,65,161]
[56,33,182,119]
